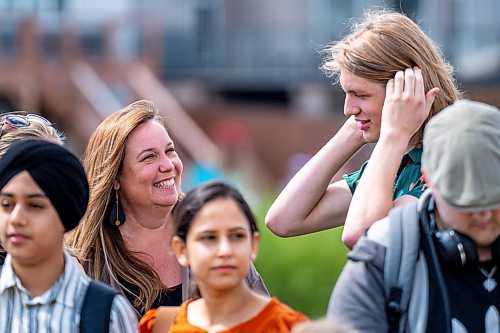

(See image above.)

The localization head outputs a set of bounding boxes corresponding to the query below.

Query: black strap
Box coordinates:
[387,286,403,333]
[419,200,453,333]
[384,201,421,333]
[80,280,118,333]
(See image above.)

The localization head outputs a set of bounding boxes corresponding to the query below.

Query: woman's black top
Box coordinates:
[120,278,183,316]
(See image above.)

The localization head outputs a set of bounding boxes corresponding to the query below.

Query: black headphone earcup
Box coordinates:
[434,229,479,267]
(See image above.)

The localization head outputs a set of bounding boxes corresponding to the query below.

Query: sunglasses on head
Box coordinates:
[0,113,53,137]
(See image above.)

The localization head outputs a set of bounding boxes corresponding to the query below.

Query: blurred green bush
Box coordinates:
[253,194,348,318]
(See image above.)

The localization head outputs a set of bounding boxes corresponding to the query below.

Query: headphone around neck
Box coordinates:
[424,196,500,268]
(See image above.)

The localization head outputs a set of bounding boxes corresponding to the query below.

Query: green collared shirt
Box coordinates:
[343,147,426,200]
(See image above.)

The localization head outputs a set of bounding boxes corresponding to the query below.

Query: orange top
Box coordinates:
[140,309,157,333]
[140,297,308,333]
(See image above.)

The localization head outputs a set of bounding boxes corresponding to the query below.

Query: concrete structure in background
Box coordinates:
[2,0,498,85]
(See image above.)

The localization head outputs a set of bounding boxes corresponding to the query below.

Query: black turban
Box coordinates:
[0,139,89,231]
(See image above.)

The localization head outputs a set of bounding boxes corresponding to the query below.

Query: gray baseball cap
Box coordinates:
[423,99,500,212]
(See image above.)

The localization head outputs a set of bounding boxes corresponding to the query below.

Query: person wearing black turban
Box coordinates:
[0,139,138,332]
[0,139,89,231]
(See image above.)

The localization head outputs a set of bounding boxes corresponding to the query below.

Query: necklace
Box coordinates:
[479,265,497,292]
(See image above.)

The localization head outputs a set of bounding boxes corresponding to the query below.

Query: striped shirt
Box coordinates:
[0,251,138,333]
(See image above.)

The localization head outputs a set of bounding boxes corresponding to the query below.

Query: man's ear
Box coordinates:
[172,236,189,267]
[251,232,260,261]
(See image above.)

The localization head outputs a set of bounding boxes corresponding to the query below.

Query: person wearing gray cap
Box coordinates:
[327,100,500,333]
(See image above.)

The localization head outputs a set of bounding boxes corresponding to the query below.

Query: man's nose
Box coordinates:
[344,94,360,117]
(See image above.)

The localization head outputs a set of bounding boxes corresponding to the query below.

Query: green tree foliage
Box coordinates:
[253,196,348,318]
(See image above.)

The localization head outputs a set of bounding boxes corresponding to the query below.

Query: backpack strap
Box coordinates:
[384,201,420,333]
[80,280,118,333]
[152,306,180,333]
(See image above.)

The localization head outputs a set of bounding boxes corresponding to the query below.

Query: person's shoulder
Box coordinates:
[258,298,309,331]
[363,201,422,252]
[343,217,390,269]
[364,199,421,250]
[139,308,158,333]
[109,293,139,331]
[174,299,195,323]
[269,298,308,316]
[168,299,202,332]
[365,216,391,248]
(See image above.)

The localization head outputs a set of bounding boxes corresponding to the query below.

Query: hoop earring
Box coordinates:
[109,190,126,226]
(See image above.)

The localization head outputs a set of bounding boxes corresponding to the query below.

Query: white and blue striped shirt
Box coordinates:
[0,251,138,333]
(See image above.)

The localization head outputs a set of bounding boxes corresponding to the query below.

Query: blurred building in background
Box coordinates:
[0,0,499,192]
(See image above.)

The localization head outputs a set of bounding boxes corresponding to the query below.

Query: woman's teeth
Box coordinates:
[154,179,175,188]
